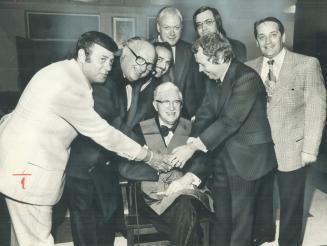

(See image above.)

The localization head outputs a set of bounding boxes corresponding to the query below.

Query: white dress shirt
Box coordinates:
[260,48,286,82]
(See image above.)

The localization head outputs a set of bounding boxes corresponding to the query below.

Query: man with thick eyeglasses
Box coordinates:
[0,31,170,246]
[155,6,204,119]
[126,45,155,73]
[193,6,247,63]
[65,36,173,246]
[155,99,182,108]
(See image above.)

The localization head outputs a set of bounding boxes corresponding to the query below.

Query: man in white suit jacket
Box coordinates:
[247,17,326,246]
[0,31,170,246]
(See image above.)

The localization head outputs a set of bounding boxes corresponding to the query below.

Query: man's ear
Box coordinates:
[77,49,86,63]
[256,40,259,48]
[156,22,161,35]
[282,33,286,43]
[153,100,159,112]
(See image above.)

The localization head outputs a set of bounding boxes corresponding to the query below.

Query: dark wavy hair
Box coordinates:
[74,31,118,60]
[192,32,234,64]
[193,6,226,36]
[254,17,285,39]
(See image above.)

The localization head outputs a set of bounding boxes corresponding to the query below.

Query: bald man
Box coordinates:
[65,36,168,246]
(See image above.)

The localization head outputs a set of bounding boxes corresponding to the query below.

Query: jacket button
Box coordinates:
[105,161,110,166]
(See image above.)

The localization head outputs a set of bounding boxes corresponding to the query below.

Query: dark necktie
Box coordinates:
[267,59,276,82]
[167,64,175,83]
[126,81,142,127]
[160,125,172,137]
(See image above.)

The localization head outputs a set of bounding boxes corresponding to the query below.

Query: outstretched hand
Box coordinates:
[171,144,197,168]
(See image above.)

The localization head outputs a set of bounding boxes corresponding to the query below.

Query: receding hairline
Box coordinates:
[154,82,182,100]
[157,7,183,24]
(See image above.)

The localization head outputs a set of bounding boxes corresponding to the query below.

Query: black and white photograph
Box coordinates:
[113,16,135,46]
[0,0,327,246]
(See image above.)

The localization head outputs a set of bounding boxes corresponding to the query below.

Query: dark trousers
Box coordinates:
[277,167,307,246]
[66,177,116,246]
[0,194,10,246]
[210,153,258,246]
[141,195,203,246]
[252,169,276,241]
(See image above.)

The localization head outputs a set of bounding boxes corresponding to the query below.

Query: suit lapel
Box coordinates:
[167,118,191,152]
[173,42,186,86]
[268,50,295,109]
[254,57,264,73]
[140,118,168,153]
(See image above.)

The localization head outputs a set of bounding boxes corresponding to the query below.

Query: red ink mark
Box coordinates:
[12,174,32,190]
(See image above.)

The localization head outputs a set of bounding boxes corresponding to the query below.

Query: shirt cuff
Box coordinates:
[187,137,208,153]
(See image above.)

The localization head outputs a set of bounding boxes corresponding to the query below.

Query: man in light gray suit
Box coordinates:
[0,31,170,246]
[247,17,326,246]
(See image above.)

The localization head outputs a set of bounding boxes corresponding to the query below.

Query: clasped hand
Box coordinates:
[170,143,197,168]
[146,151,174,173]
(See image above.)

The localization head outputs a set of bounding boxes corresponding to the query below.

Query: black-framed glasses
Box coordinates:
[196,19,215,29]
[126,45,154,71]
[155,100,183,107]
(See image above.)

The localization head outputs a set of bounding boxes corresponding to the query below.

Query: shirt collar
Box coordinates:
[263,48,286,67]
[219,61,231,83]
[158,117,174,128]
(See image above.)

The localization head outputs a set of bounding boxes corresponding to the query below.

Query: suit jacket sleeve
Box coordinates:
[303,58,326,155]
[195,70,263,151]
[52,85,142,160]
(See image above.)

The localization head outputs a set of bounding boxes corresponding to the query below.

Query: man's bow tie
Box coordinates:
[160,125,173,137]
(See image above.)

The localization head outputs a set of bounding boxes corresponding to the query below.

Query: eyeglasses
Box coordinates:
[156,100,182,107]
[126,45,154,71]
[196,19,215,29]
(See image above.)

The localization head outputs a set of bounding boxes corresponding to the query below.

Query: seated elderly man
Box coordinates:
[119,82,212,246]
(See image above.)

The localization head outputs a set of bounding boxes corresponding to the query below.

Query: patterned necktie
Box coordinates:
[265,59,276,102]
[267,59,276,82]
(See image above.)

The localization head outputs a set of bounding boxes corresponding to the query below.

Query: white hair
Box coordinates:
[156,7,183,24]
[153,82,183,100]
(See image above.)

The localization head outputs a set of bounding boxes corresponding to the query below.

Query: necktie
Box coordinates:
[160,125,172,137]
[267,59,276,82]
[167,64,175,83]
[126,81,142,127]
[159,121,178,137]
[265,59,276,102]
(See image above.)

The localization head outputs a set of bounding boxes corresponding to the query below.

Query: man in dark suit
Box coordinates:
[155,6,203,118]
[247,17,326,246]
[108,39,174,139]
[65,37,168,246]
[170,33,276,246]
[193,6,247,63]
[119,82,212,246]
